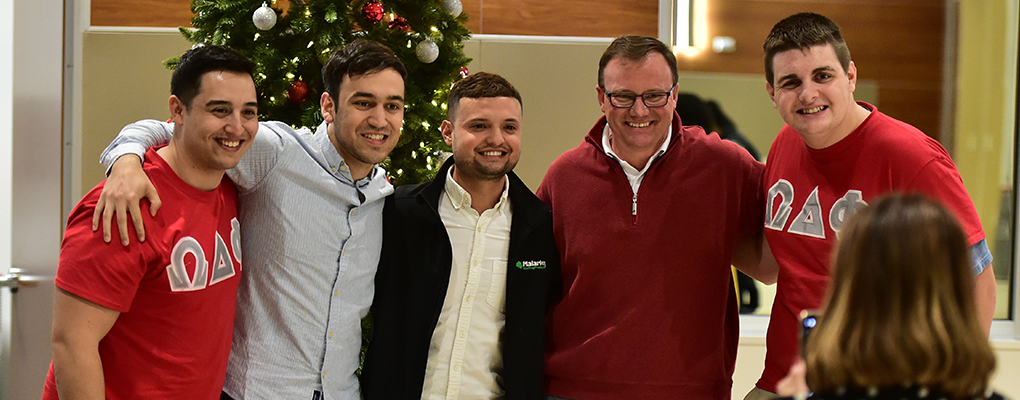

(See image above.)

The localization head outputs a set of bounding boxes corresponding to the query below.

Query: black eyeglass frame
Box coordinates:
[602,85,677,109]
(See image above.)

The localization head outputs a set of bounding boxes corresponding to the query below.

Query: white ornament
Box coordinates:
[416,39,439,63]
[440,0,462,18]
[252,3,278,31]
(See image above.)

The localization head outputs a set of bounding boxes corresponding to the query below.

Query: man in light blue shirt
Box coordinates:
[94,39,405,400]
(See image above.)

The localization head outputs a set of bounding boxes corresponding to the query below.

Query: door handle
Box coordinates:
[0,268,43,294]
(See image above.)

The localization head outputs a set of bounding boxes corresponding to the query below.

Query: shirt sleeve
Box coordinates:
[56,190,156,312]
[224,121,291,190]
[99,119,174,175]
[907,156,989,274]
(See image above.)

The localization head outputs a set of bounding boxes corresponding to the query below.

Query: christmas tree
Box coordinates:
[172,0,472,185]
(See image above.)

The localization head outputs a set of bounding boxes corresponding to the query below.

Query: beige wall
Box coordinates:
[80,30,1019,398]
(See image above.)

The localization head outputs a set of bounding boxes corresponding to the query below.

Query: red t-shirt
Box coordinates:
[42,147,242,399]
[758,103,985,391]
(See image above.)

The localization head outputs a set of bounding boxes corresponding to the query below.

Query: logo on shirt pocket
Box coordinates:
[515,260,546,270]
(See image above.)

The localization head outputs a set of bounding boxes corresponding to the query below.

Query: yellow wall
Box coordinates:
[955,0,1019,275]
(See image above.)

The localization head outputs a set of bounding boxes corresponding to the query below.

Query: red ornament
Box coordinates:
[388,16,409,32]
[362,1,384,24]
[459,66,469,79]
[287,80,310,104]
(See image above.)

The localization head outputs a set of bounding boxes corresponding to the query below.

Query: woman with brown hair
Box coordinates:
[777,193,1006,400]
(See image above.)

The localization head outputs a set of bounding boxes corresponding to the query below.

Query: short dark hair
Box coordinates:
[447,72,522,122]
[598,36,678,89]
[322,39,407,101]
[171,45,256,109]
[763,12,852,85]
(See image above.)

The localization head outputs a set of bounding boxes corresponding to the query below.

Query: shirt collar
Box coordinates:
[443,166,511,214]
[601,123,672,170]
[315,121,382,188]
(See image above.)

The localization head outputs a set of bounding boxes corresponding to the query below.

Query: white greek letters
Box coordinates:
[165,217,242,292]
[765,184,868,239]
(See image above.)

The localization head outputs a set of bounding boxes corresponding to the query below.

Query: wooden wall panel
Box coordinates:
[92,0,193,27]
[480,0,657,37]
[90,0,947,140]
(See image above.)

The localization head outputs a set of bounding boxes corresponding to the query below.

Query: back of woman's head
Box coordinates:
[806,193,994,397]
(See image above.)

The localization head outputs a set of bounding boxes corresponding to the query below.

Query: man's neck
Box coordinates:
[450,168,507,213]
[156,143,223,191]
[328,122,374,181]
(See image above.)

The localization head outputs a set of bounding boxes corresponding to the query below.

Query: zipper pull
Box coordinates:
[632,193,638,216]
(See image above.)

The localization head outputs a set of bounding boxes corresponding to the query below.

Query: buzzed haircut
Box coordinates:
[446,72,522,122]
[598,35,679,89]
[171,45,256,109]
[322,39,407,102]
[763,12,852,85]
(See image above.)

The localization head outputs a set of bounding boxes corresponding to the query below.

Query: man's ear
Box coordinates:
[766,82,777,109]
[168,95,186,124]
[846,61,858,93]
[320,92,336,123]
[596,85,610,114]
[441,120,454,146]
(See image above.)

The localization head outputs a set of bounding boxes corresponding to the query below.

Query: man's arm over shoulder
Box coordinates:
[99,119,174,172]
[50,288,120,400]
[223,120,297,190]
[94,120,173,245]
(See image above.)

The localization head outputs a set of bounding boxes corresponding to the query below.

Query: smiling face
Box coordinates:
[442,96,522,184]
[597,52,678,169]
[321,68,405,180]
[767,43,865,149]
[169,70,258,186]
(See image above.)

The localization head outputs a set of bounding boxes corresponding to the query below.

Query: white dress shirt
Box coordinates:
[421,167,512,400]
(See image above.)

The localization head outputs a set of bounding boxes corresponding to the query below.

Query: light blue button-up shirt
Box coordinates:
[101,120,392,400]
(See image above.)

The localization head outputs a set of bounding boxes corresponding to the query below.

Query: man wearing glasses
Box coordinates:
[536,35,771,399]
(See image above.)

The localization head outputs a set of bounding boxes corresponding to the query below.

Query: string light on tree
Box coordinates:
[252,2,277,30]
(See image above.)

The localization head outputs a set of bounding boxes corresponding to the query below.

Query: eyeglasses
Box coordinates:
[603,86,676,109]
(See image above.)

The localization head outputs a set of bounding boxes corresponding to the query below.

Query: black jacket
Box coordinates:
[361,158,561,399]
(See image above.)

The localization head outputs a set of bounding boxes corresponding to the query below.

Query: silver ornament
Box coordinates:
[440,0,462,18]
[416,39,439,63]
[252,3,278,31]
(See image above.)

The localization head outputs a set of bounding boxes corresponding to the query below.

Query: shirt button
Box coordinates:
[341,165,348,171]
[466,295,474,302]
[477,227,482,233]
[322,372,327,377]
[342,250,347,257]
[328,332,334,338]
[334,290,339,297]
[453,365,461,372]
[458,331,466,338]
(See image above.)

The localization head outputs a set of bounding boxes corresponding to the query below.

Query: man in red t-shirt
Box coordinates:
[745,12,997,400]
[42,45,258,399]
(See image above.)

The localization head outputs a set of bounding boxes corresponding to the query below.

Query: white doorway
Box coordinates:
[1,0,67,398]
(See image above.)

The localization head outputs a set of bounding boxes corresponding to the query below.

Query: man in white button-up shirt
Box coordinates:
[362,72,560,400]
